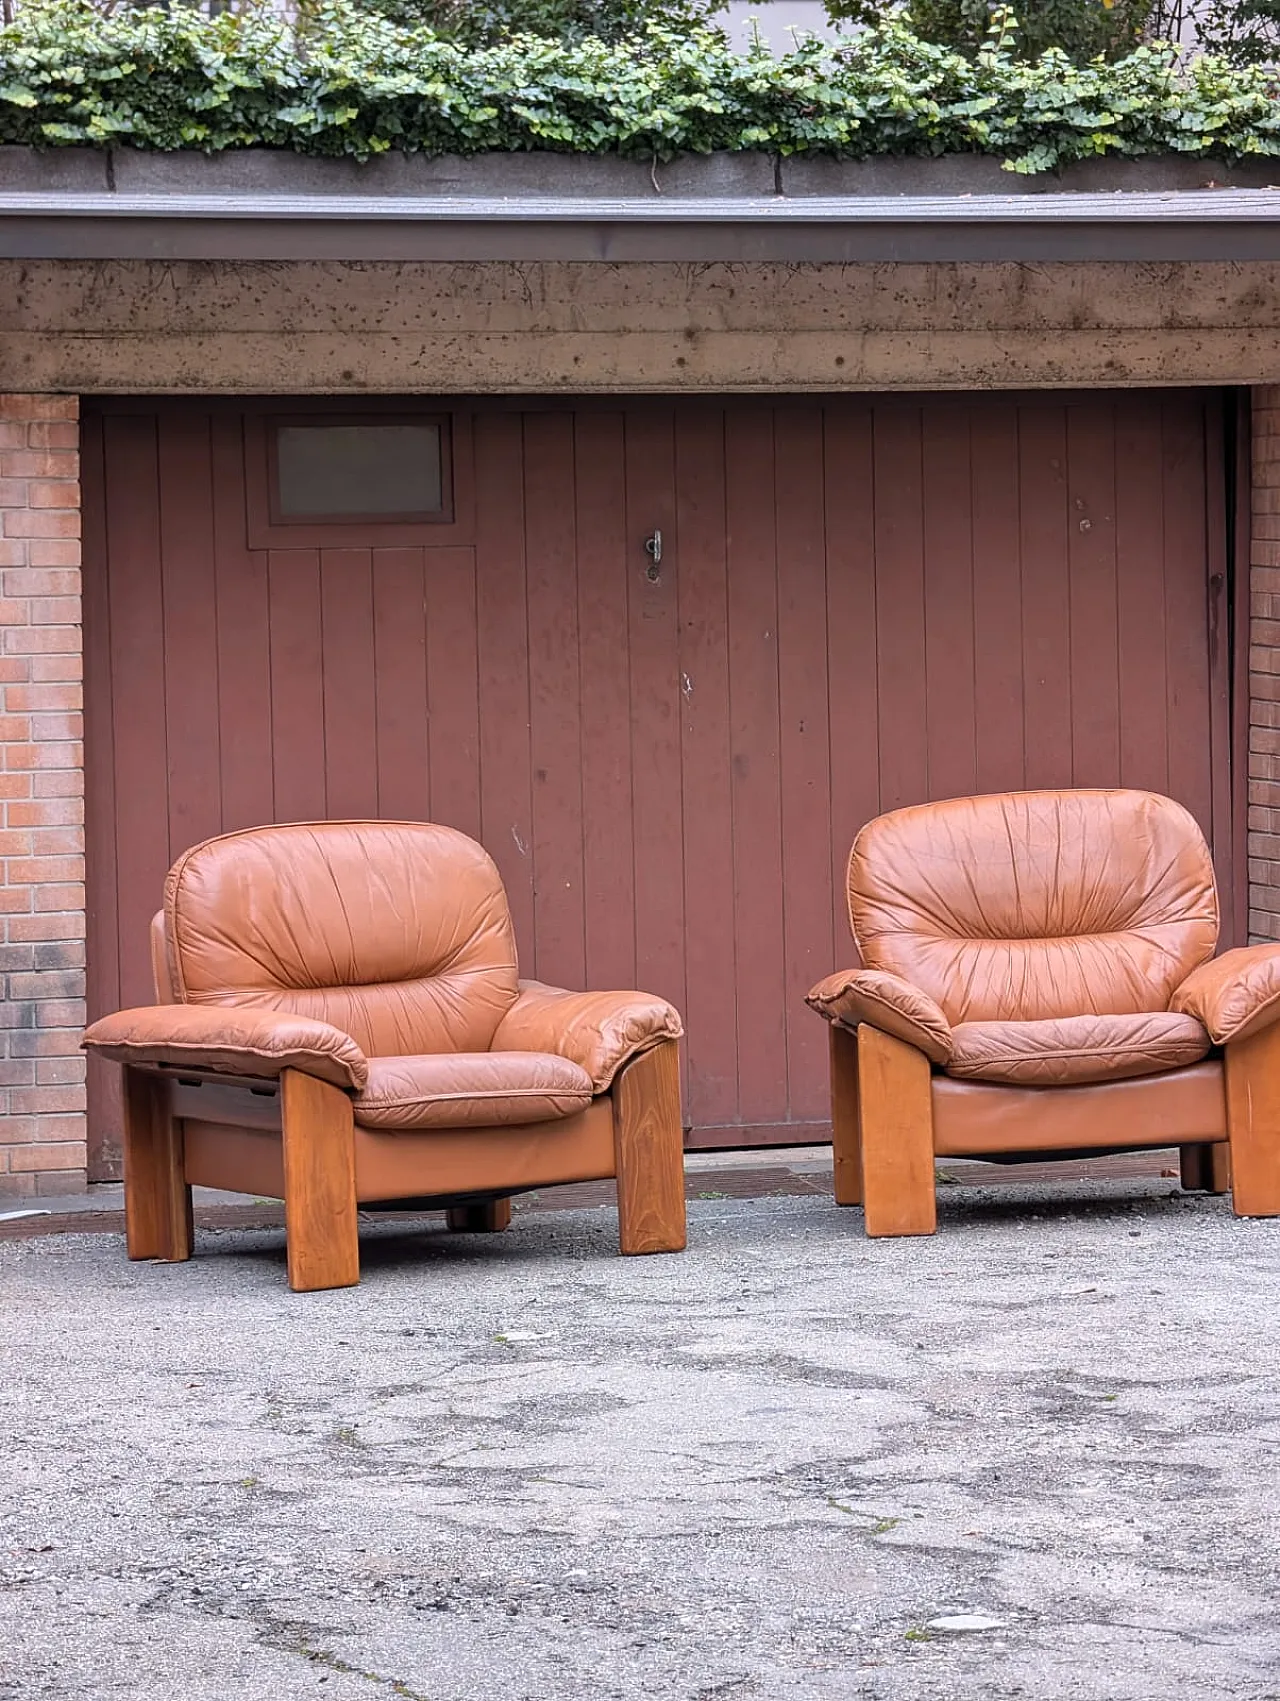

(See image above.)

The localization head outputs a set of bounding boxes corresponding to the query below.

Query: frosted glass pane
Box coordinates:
[276,423,443,517]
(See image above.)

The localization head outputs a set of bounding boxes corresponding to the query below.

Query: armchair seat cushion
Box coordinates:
[946,1011,1212,1087]
[354,1051,595,1131]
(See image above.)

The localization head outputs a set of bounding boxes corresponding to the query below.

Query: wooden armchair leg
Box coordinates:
[611,1039,687,1255]
[829,1023,862,1206]
[1179,1142,1230,1195]
[122,1065,192,1263]
[280,1069,360,1292]
[1224,1027,1280,1218]
[857,1025,937,1238]
[447,1198,513,1233]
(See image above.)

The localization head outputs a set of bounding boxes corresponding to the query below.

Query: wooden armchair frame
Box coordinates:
[829,1022,1280,1236]
[122,1038,686,1291]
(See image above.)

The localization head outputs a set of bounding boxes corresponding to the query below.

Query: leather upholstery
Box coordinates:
[150,911,176,1004]
[806,968,953,1065]
[354,1051,594,1130]
[82,1004,369,1091]
[932,1061,1227,1155]
[164,821,519,1057]
[947,1011,1211,1086]
[848,790,1218,1025]
[1171,943,1280,1044]
[490,980,684,1091]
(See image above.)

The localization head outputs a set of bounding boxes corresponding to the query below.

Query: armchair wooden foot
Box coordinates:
[611,1039,687,1255]
[858,1025,937,1238]
[829,1023,863,1206]
[281,1069,360,1293]
[1179,1142,1231,1194]
[1225,1025,1280,1218]
[447,1199,513,1233]
[122,1064,192,1263]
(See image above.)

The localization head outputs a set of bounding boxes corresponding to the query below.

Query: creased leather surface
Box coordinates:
[149,911,176,1005]
[947,1011,1211,1086]
[354,1051,594,1130]
[1171,943,1280,1044]
[849,789,1218,1024]
[81,1004,368,1091]
[932,1061,1227,1154]
[490,980,683,1091]
[805,968,953,1064]
[165,821,519,1057]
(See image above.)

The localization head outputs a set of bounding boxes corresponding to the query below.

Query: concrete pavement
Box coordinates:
[1,1172,1278,1700]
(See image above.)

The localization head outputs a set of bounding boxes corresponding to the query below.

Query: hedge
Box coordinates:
[3,0,1280,172]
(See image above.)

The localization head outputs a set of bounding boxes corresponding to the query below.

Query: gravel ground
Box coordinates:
[1,1178,1279,1701]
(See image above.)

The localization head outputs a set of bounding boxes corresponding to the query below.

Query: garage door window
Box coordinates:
[245,411,456,547]
[275,421,444,520]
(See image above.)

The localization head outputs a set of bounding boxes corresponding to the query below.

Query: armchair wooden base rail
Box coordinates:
[829,1022,1280,1238]
[122,1038,686,1292]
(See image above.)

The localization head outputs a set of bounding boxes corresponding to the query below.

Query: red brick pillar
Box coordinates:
[0,395,85,1196]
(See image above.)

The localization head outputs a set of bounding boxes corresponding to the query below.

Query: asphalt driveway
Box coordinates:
[1,1176,1278,1700]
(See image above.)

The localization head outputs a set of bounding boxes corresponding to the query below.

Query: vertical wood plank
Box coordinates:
[970,403,1026,794]
[103,415,171,1013]
[575,414,637,992]
[281,1068,360,1292]
[320,548,378,820]
[922,406,977,801]
[158,412,223,858]
[82,412,123,1177]
[1115,396,1170,797]
[372,547,430,823]
[122,1066,191,1263]
[857,1024,936,1238]
[1019,404,1073,789]
[1066,401,1121,786]
[211,413,274,834]
[725,408,786,1128]
[611,1039,687,1254]
[775,406,833,1126]
[873,405,928,810]
[474,414,535,961]
[675,408,738,1132]
[1203,393,1235,939]
[268,549,326,823]
[425,547,482,839]
[1162,398,1214,841]
[823,405,879,963]
[624,410,686,1018]
[524,412,586,991]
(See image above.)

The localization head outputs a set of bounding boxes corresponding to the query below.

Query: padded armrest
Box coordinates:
[805,967,954,1065]
[490,979,683,1092]
[1170,945,1280,1046]
[81,1004,369,1092]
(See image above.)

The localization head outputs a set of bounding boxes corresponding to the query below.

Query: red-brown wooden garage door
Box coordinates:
[83,393,1233,1177]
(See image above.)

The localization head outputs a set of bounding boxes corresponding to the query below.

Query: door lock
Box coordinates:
[644,530,662,581]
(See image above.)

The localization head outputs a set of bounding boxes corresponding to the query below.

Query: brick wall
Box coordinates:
[0,395,85,1197]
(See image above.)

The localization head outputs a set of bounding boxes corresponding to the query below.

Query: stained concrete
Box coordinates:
[2,1180,1279,1700]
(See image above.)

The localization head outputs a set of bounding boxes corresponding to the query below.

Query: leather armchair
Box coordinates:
[807,789,1280,1236]
[83,821,686,1290]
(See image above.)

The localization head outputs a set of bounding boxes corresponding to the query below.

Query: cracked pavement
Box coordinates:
[2,1177,1279,1700]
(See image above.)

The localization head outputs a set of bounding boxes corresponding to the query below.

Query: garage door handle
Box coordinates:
[644,530,663,581]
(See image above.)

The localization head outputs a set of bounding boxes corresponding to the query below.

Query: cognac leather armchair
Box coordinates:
[807,789,1280,1236]
[82,822,686,1290]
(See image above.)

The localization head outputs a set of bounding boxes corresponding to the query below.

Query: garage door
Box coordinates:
[83,394,1234,1177]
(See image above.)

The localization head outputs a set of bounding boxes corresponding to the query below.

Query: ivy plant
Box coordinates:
[3,0,1280,171]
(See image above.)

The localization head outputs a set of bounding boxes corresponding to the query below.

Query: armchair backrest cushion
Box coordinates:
[163,821,519,1057]
[848,790,1218,1025]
